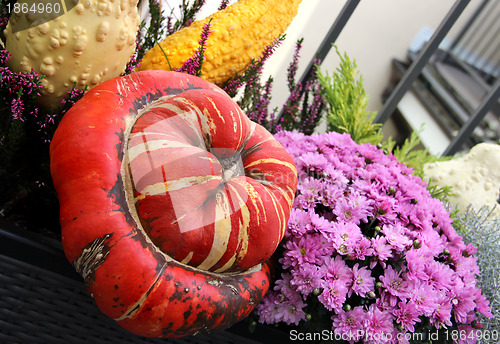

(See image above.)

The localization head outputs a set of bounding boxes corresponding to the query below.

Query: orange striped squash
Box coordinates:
[50,70,297,337]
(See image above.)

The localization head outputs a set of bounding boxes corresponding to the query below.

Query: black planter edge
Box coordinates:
[0,218,81,281]
[0,219,296,343]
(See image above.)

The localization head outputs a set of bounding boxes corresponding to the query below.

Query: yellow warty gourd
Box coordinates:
[136,0,302,86]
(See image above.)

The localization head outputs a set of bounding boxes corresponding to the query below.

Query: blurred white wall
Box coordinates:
[261,0,484,113]
[169,0,484,113]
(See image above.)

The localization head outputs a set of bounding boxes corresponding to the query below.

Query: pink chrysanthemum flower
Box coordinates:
[290,262,325,296]
[255,131,491,339]
[409,282,439,317]
[393,300,421,332]
[318,279,349,313]
[380,266,411,303]
[332,306,365,344]
[322,255,353,286]
[350,263,375,297]
[364,304,395,344]
[286,209,312,237]
[280,235,322,269]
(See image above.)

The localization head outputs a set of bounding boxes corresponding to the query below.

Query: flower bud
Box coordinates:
[413,239,421,249]
[367,291,376,299]
[471,320,483,329]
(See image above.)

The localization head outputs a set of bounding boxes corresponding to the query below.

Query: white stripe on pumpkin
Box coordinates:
[229,178,267,227]
[135,175,222,200]
[128,138,198,161]
[244,158,297,174]
[196,191,232,271]
[214,184,251,273]
[181,251,194,265]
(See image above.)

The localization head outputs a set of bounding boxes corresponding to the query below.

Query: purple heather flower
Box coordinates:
[1,49,11,64]
[287,38,302,92]
[11,97,25,121]
[177,21,212,76]
[217,0,230,11]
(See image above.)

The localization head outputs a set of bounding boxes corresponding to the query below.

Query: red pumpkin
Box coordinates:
[50,70,297,338]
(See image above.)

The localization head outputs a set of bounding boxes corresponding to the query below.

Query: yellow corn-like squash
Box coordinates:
[136,0,302,86]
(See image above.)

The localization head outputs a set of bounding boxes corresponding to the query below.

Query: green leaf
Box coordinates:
[316,46,383,145]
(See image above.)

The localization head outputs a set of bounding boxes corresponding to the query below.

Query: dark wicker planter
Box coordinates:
[0,219,290,344]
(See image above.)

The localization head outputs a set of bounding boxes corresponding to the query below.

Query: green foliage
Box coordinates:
[317,46,383,145]
[454,205,500,337]
[384,128,453,200]
[386,128,443,175]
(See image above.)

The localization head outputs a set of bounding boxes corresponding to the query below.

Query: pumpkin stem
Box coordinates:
[217,152,245,183]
